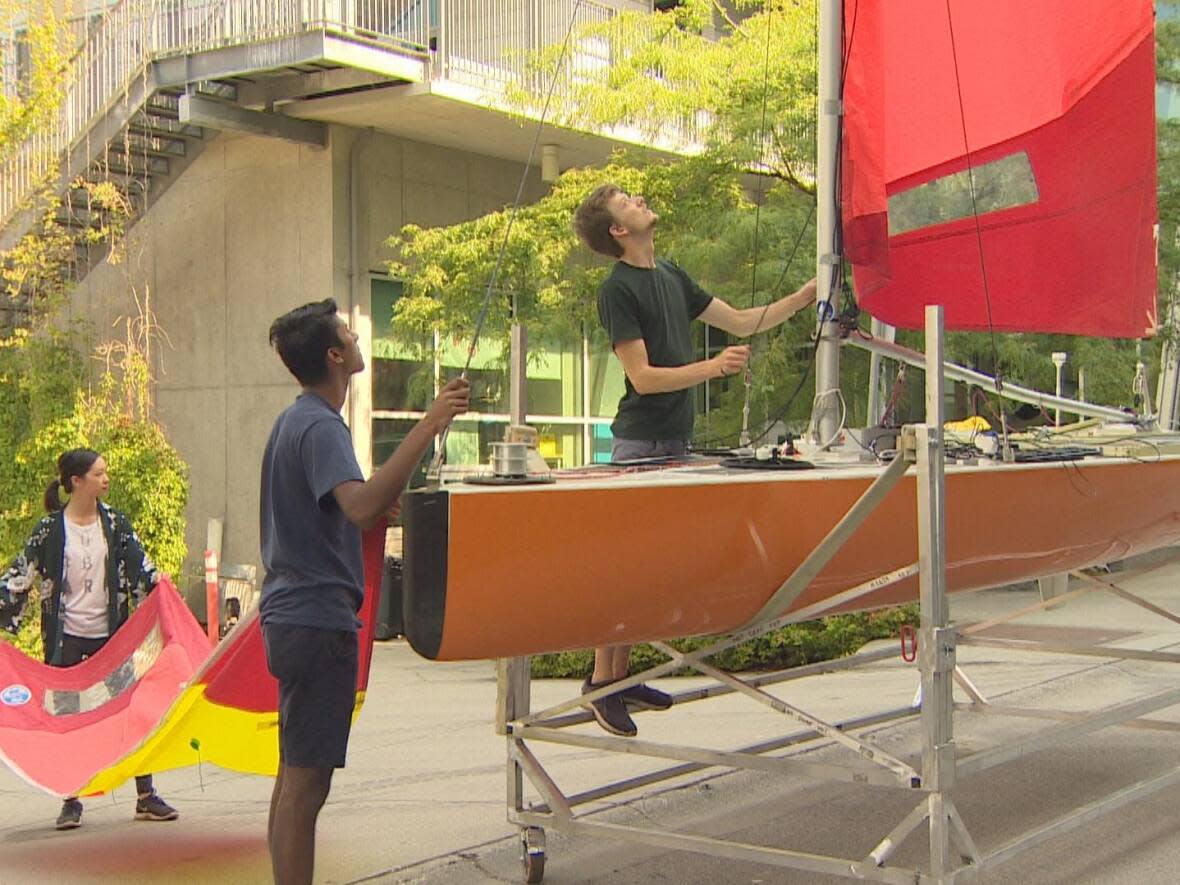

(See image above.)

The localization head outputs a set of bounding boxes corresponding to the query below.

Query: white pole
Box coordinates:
[1158,299,1180,431]
[813,0,843,448]
[1051,352,1067,427]
[509,318,527,427]
[866,317,896,425]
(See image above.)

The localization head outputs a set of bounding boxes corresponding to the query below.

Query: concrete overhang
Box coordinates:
[154,31,427,89]
[280,77,700,172]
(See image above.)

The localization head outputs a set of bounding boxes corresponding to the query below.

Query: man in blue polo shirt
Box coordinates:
[261,298,468,885]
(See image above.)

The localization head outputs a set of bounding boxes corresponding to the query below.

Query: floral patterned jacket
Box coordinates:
[0,502,160,664]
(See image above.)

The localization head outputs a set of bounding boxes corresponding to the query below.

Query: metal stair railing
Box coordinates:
[1,0,433,232]
[3,0,718,241]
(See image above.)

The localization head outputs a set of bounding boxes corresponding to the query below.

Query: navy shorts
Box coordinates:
[263,623,358,769]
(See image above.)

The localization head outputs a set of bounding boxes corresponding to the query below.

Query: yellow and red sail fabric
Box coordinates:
[0,526,386,798]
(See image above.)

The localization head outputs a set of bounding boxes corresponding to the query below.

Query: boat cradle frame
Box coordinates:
[495,307,1180,884]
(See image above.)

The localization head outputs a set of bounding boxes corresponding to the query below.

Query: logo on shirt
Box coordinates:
[0,684,31,706]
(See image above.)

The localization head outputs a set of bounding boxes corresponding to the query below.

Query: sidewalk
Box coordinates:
[3,556,1180,883]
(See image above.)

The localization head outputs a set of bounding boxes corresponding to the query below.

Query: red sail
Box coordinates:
[842,0,1157,337]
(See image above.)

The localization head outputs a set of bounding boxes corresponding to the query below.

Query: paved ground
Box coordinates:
[5,555,1180,883]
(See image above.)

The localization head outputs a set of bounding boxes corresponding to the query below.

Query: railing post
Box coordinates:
[438,0,448,79]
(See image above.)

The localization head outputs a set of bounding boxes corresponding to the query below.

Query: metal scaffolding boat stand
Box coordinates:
[495,304,1180,883]
[494,306,945,882]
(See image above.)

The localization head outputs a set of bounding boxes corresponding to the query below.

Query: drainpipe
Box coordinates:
[349,128,376,475]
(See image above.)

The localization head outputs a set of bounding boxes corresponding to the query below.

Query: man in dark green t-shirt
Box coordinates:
[571,182,816,737]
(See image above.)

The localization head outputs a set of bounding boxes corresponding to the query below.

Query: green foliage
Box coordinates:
[5,359,190,575]
[0,355,190,661]
[0,328,85,558]
[8,588,43,659]
[91,407,189,578]
[530,605,918,677]
[389,155,820,446]
[1,8,189,661]
[1160,5,1180,353]
[509,1,816,194]
[0,0,70,164]
[1159,2,1180,88]
[907,330,1149,417]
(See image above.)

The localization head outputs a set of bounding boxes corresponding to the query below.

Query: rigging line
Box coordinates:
[738,0,779,448]
[461,1,584,376]
[697,0,832,451]
[431,0,585,470]
[692,201,815,450]
[755,199,817,334]
[943,0,1001,386]
[746,0,849,344]
[749,326,823,445]
[842,0,861,83]
[695,295,824,451]
[747,2,776,313]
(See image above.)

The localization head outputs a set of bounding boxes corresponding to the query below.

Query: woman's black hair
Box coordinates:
[44,448,101,512]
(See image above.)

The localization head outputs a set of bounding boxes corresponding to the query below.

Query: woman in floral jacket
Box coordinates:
[0,448,180,831]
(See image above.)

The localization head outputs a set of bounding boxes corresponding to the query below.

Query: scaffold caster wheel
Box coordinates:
[520,826,546,884]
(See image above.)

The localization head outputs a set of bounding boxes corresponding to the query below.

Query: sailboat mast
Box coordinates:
[813,0,843,448]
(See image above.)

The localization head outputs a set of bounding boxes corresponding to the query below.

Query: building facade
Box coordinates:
[2,0,719,573]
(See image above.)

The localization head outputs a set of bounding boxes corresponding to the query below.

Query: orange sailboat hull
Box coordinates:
[402,457,1180,661]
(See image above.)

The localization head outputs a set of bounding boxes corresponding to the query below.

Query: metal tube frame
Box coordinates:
[498,305,1180,884]
[848,329,1136,425]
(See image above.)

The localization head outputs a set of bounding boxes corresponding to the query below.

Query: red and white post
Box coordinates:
[203,548,219,644]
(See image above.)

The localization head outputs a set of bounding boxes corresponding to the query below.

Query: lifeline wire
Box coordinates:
[738,1,780,448]
[943,3,1002,392]
[943,0,1014,459]
[431,0,585,472]
[725,0,853,451]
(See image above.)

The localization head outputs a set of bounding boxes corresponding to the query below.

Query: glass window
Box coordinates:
[374,358,434,412]
[372,278,434,411]
[531,422,584,469]
[373,418,434,488]
[702,322,731,417]
[528,339,582,416]
[590,422,614,463]
[588,328,627,418]
[444,417,507,466]
[439,336,506,414]
[887,151,1039,236]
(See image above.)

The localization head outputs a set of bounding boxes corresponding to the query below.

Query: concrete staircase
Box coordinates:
[0,0,435,326]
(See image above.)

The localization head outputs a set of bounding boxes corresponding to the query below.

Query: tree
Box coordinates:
[1157,0,1180,366]
[389,0,1173,446]
[390,2,824,446]
[0,0,70,163]
[512,0,816,195]
[389,155,822,447]
[1,2,191,656]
